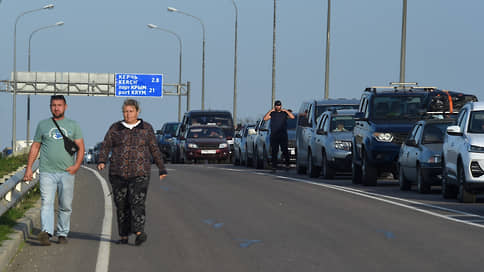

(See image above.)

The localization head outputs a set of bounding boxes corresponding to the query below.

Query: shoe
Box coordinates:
[58,236,68,244]
[38,231,51,246]
[117,238,128,245]
[135,232,147,246]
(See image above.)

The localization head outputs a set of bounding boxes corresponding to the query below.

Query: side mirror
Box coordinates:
[447,125,463,136]
[354,112,367,121]
[405,139,417,146]
[316,129,327,135]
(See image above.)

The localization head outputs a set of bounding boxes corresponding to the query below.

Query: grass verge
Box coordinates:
[0,185,40,246]
[0,154,28,178]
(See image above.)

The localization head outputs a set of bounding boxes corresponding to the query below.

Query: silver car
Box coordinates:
[442,101,484,202]
[308,109,356,178]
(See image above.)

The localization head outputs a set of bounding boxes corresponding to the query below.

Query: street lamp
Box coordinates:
[168,7,206,110]
[230,0,239,127]
[26,21,64,144]
[271,0,277,107]
[12,4,54,152]
[323,0,331,99]
[147,23,184,121]
[399,0,408,84]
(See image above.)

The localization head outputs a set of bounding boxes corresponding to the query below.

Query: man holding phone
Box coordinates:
[263,100,295,172]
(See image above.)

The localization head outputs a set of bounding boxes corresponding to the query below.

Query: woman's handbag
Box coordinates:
[52,118,79,156]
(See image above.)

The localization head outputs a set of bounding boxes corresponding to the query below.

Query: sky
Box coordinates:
[1,0,483,150]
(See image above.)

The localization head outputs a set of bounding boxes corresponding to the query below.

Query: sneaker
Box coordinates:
[58,236,68,244]
[135,232,147,246]
[38,231,51,246]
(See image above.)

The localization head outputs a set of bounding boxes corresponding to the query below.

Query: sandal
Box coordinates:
[135,232,147,246]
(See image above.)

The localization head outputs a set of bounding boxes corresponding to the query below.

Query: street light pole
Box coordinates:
[27,21,64,145]
[168,7,206,110]
[399,0,407,84]
[231,0,239,127]
[323,0,331,99]
[271,0,277,107]
[12,4,54,152]
[147,24,183,121]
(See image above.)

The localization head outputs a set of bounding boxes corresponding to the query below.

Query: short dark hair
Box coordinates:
[50,95,66,104]
[274,100,282,106]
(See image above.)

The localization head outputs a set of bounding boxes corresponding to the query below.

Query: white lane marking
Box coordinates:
[82,166,113,272]
[214,166,484,230]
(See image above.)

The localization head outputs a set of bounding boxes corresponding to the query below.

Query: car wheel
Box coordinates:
[398,164,411,191]
[457,162,475,203]
[296,150,307,174]
[245,149,251,168]
[417,165,431,194]
[308,150,320,178]
[361,151,377,186]
[441,161,457,198]
[321,151,335,179]
[352,160,362,184]
[263,148,270,169]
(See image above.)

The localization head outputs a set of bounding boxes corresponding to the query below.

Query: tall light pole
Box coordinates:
[26,21,64,145]
[147,23,184,121]
[399,0,407,84]
[271,0,277,107]
[230,0,239,126]
[168,7,206,110]
[323,0,331,99]
[12,4,54,152]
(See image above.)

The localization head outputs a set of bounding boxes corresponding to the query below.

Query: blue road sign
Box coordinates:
[115,73,163,97]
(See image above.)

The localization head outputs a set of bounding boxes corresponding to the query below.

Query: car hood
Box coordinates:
[188,138,227,145]
[469,134,484,146]
[332,131,353,141]
[370,122,415,133]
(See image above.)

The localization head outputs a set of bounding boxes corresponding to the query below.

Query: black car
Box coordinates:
[352,83,476,186]
[398,119,454,193]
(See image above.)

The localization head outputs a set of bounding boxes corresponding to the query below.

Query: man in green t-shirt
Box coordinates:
[23,95,84,246]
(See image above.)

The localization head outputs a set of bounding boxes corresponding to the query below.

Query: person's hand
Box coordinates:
[66,165,80,175]
[160,174,167,180]
[23,168,33,182]
[98,163,105,171]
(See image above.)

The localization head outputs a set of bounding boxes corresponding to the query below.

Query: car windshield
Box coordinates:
[316,104,358,118]
[188,127,225,139]
[164,123,179,135]
[330,115,355,132]
[371,96,425,120]
[422,123,450,144]
[468,111,484,134]
[189,114,233,127]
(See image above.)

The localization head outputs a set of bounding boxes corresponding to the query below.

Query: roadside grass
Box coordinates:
[0,154,38,246]
[0,154,28,178]
[0,185,40,246]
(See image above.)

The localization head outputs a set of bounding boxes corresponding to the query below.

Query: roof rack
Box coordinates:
[365,82,438,93]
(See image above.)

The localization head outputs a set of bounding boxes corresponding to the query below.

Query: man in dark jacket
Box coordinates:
[97,99,167,246]
[263,100,295,172]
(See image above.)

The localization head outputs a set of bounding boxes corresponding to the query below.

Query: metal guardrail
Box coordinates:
[0,160,39,217]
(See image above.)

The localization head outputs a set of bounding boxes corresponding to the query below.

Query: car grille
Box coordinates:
[198,144,219,150]
[392,132,408,145]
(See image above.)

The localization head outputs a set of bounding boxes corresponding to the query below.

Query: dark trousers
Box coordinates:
[271,134,289,168]
[109,175,150,236]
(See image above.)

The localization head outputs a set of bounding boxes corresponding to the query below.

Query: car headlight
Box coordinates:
[334,140,352,151]
[427,154,441,163]
[469,145,484,153]
[187,143,198,149]
[219,143,228,148]
[373,132,394,142]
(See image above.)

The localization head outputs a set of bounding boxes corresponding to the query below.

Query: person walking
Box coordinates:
[23,95,85,245]
[263,100,295,172]
[97,99,167,246]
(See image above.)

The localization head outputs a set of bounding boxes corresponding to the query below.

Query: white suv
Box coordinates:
[442,101,484,202]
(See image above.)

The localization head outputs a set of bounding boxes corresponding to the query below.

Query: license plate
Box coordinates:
[289,148,295,155]
[201,150,217,154]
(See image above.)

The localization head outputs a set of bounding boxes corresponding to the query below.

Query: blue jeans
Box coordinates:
[39,172,75,237]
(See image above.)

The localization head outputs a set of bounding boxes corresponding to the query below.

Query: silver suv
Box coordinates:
[442,101,484,202]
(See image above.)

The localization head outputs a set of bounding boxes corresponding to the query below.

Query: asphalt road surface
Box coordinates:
[6,163,484,272]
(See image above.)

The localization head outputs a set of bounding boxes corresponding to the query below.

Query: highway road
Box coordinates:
[6,163,484,272]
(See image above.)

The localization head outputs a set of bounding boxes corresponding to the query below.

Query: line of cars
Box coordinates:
[233,83,483,203]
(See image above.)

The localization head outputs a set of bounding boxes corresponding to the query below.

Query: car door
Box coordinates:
[446,109,468,178]
[354,95,368,162]
[312,113,327,165]
[296,103,311,168]
[406,124,423,182]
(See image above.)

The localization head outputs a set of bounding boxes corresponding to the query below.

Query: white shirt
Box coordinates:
[121,120,141,130]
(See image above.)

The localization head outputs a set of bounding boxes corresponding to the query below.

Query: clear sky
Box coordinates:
[0,0,483,150]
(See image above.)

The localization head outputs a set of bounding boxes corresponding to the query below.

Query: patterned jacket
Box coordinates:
[98,119,167,178]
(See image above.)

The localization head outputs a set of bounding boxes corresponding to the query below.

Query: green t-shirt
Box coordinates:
[33,118,83,173]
